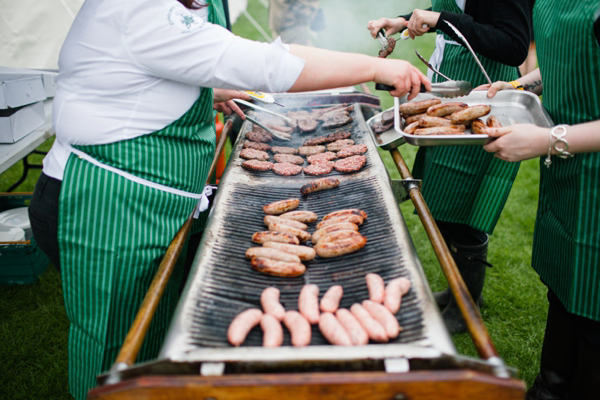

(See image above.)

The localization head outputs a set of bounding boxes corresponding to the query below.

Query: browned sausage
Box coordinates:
[366,273,385,303]
[260,314,284,347]
[320,285,344,313]
[362,300,401,339]
[314,236,367,258]
[316,214,364,229]
[403,121,420,135]
[426,102,468,117]
[319,312,352,346]
[336,308,369,345]
[312,222,359,244]
[323,209,368,220]
[486,115,502,128]
[245,247,301,263]
[251,258,306,277]
[419,116,454,128]
[350,303,388,342]
[413,125,466,135]
[384,277,411,314]
[471,118,487,135]
[227,308,263,346]
[262,198,300,215]
[450,105,491,124]
[283,310,311,347]
[399,98,442,116]
[278,210,318,223]
[262,242,316,261]
[317,230,364,245]
[261,287,286,320]
[252,231,300,245]
[300,178,340,195]
[264,215,307,230]
[298,284,320,324]
[268,222,311,242]
[404,112,427,125]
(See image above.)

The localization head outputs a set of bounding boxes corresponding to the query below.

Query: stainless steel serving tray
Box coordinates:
[367,90,554,148]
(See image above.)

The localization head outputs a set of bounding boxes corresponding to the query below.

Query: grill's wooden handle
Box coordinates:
[105,118,235,381]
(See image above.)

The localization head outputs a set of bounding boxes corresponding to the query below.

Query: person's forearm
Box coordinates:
[558,120,600,154]
[516,68,543,95]
[288,45,376,92]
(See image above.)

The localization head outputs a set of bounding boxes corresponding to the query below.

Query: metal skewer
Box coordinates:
[245,115,291,141]
[233,99,295,125]
[415,50,453,81]
[443,20,493,85]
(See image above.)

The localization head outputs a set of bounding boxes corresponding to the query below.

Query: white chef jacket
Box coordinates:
[44,0,305,180]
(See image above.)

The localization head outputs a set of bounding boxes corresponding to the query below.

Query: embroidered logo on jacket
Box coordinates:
[167,5,204,33]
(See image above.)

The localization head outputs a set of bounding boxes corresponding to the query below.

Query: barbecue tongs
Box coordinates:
[233,98,293,141]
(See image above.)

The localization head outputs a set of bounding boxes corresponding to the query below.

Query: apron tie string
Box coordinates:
[194,185,218,219]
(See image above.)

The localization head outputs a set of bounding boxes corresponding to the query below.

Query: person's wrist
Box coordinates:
[509,81,524,90]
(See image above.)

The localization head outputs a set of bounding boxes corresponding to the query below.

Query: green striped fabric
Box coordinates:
[412,0,520,234]
[532,0,600,321]
[57,1,225,398]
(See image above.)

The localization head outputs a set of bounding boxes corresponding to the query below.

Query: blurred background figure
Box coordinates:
[269,0,324,45]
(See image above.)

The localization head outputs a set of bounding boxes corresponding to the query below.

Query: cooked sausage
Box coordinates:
[312,222,359,244]
[314,236,367,258]
[298,284,320,324]
[278,210,318,223]
[486,115,502,128]
[317,230,364,245]
[403,121,420,135]
[260,287,286,320]
[362,300,401,339]
[283,310,311,347]
[404,112,427,125]
[262,242,316,261]
[260,314,284,347]
[319,312,352,346]
[323,209,368,220]
[413,125,466,135]
[366,273,385,303]
[268,222,311,243]
[252,231,300,245]
[264,215,308,231]
[320,285,344,313]
[419,116,454,128]
[300,177,340,195]
[426,102,468,117]
[471,118,487,135]
[384,277,411,314]
[316,214,364,229]
[399,99,442,116]
[262,198,300,215]
[246,247,301,263]
[336,308,369,345]
[251,258,306,277]
[450,105,491,124]
[350,303,388,342]
[227,308,263,346]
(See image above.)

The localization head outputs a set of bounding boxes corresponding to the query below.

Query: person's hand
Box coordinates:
[473,81,514,98]
[483,124,549,162]
[405,10,440,39]
[213,89,251,119]
[374,59,431,100]
[367,17,406,38]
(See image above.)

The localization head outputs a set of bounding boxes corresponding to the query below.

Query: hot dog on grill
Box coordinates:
[336,308,369,345]
[319,313,352,346]
[298,284,320,324]
[314,236,367,258]
[262,198,300,215]
[320,285,344,313]
[260,314,284,348]
[450,105,491,125]
[413,125,466,136]
[362,300,401,339]
[227,308,263,346]
[384,277,411,314]
[426,102,468,117]
[251,257,306,277]
[252,231,300,245]
[323,209,368,220]
[316,214,364,229]
[283,310,311,347]
[350,303,388,342]
[264,215,308,231]
[262,242,316,261]
[268,222,311,243]
[366,273,385,303]
[261,287,286,320]
[300,177,340,196]
[399,99,442,116]
[312,222,360,244]
[245,247,301,263]
[279,210,318,223]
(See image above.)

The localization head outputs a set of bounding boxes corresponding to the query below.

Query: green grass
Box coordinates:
[0,1,546,398]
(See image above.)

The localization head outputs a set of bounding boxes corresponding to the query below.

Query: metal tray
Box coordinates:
[368,90,554,148]
[366,106,404,150]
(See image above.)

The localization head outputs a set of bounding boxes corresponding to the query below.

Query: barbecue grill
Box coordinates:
[89,90,525,400]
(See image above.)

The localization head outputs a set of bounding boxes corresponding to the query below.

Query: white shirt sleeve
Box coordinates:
[121,0,305,93]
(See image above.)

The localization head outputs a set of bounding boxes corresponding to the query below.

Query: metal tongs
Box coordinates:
[377,29,390,53]
[233,99,293,141]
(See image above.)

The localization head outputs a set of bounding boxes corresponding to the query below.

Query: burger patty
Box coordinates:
[242,160,274,172]
[298,118,318,133]
[298,145,326,156]
[381,109,395,125]
[336,144,368,158]
[322,113,353,129]
[246,130,272,143]
[303,131,351,146]
[240,148,270,160]
[327,139,355,152]
[273,162,303,176]
[243,141,271,151]
[303,161,334,176]
[307,152,337,164]
[333,155,366,173]
[274,154,305,165]
[271,146,299,155]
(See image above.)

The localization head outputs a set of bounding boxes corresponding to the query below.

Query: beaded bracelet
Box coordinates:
[544,125,573,168]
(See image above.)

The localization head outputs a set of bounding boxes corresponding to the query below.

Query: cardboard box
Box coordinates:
[0,101,45,143]
[0,67,57,99]
[0,73,47,109]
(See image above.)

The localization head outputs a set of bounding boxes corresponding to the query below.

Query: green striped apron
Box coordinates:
[57,2,225,398]
[532,0,600,321]
[411,0,521,234]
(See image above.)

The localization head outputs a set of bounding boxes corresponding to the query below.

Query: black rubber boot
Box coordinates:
[439,235,492,335]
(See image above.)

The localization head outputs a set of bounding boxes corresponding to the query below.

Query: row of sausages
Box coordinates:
[227,273,411,347]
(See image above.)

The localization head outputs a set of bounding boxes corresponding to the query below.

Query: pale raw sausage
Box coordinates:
[298,284,320,324]
[260,287,286,320]
[366,273,385,303]
[320,285,344,313]
[362,300,401,339]
[350,303,388,342]
[260,314,284,348]
[384,277,411,314]
[336,308,369,345]
[318,313,352,346]
[227,308,263,346]
[283,310,311,347]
